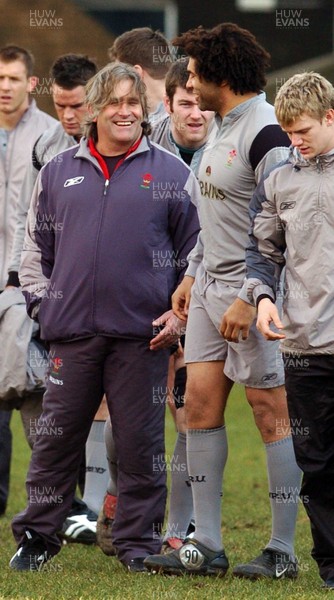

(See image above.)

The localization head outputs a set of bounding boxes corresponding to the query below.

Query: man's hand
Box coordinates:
[220,297,256,342]
[172,275,194,321]
[150,309,186,351]
[257,298,285,340]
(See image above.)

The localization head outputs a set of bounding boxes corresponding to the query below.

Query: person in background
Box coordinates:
[0,44,56,517]
[108,26,173,126]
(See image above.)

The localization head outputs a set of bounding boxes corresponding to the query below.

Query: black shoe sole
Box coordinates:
[147,564,228,577]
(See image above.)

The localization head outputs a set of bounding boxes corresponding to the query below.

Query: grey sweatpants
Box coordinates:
[12,335,169,564]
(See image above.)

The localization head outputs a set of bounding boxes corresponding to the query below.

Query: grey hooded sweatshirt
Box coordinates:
[246,147,334,355]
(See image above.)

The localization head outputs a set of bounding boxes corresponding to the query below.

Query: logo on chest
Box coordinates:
[63,176,85,187]
[140,173,154,189]
[226,149,237,167]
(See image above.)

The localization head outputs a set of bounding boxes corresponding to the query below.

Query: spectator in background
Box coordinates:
[0,44,56,517]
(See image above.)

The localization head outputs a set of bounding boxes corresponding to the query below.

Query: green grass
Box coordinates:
[0,385,323,599]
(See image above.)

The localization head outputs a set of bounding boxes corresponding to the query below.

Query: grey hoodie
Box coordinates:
[8,121,77,277]
[246,147,334,355]
[0,100,56,289]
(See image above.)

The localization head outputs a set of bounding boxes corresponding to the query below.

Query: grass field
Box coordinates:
[0,385,323,600]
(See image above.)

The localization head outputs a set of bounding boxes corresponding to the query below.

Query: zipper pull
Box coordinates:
[104,179,109,195]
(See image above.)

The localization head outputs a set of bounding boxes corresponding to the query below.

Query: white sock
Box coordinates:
[83,420,109,515]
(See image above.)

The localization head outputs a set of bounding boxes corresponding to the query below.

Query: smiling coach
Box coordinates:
[10,62,200,573]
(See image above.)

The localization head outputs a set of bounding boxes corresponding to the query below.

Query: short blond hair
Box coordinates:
[275,72,334,127]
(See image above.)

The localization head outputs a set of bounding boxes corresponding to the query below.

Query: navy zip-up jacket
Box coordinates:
[19,136,201,342]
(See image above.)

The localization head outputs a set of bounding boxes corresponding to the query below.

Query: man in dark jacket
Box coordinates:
[9,62,200,572]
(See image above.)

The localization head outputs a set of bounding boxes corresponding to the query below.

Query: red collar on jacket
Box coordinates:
[88,136,143,179]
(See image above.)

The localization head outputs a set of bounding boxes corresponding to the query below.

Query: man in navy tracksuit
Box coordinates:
[9,62,200,572]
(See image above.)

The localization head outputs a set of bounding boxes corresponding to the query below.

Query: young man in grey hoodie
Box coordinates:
[247,72,334,591]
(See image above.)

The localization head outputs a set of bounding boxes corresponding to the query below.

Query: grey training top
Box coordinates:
[8,122,77,276]
[151,114,216,176]
[185,93,290,291]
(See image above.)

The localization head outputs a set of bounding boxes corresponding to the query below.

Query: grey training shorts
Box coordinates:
[184,264,284,389]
